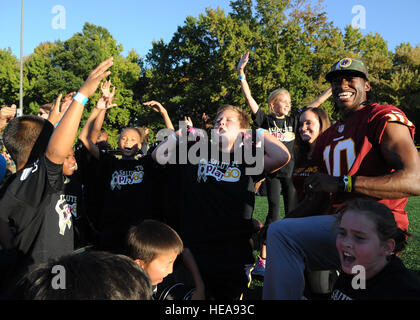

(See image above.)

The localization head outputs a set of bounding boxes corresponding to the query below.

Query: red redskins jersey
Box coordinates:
[311,103,415,231]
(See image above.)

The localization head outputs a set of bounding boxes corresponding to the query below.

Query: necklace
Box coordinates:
[272,117,287,133]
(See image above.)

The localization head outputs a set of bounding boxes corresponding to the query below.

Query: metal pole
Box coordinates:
[18,0,24,117]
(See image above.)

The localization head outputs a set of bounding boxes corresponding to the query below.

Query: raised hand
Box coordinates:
[48,91,83,125]
[47,93,64,125]
[0,104,17,121]
[143,100,174,131]
[237,51,250,73]
[142,100,167,114]
[202,112,210,123]
[95,96,107,110]
[101,79,113,99]
[184,116,193,128]
[79,57,114,98]
[0,104,17,131]
[105,85,117,109]
[97,84,117,110]
[61,92,77,113]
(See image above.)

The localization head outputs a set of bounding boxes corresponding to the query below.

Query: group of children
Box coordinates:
[0,54,419,300]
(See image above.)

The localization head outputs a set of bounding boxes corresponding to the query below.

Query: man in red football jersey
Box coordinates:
[263,57,420,300]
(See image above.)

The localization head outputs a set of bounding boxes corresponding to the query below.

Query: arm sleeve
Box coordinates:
[370,107,415,145]
[44,155,64,192]
[252,108,268,128]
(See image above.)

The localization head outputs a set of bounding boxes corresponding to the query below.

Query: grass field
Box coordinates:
[243,195,420,299]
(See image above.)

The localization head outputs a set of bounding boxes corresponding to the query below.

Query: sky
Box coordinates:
[0,0,419,59]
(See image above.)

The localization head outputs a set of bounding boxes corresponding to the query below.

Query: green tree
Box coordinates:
[2,1,418,145]
[23,23,143,147]
[142,0,338,126]
[376,43,420,142]
[0,48,26,106]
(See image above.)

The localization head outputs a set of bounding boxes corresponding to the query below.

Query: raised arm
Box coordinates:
[151,126,178,165]
[47,92,77,127]
[79,80,117,160]
[142,100,174,131]
[79,108,105,160]
[237,52,260,115]
[305,87,332,109]
[260,129,291,174]
[46,58,114,165]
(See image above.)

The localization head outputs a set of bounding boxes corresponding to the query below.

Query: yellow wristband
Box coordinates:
[343,175,352,192]
[347,176,352,192]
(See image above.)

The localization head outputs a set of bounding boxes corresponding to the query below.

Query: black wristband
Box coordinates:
[351,176,357,192]
[338,176,345,192]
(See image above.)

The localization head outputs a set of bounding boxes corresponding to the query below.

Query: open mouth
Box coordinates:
[300,134,311,141]
[337,92,355,101]
[217,128,226,135]
[342,251,356,266]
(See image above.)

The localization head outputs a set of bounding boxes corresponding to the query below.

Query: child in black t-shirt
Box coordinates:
[332,198,420,300]
[78,88,174,254]
[62,147,98,250]
[152,103,291,299]
[0,58,114,294]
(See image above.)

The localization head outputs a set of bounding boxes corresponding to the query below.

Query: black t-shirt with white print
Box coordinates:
[331,256,420,300]
[63,172,96,249]
[98,151,155,234]
[173,135,265,271]
[252,108,298,177]
[0,155,74,275]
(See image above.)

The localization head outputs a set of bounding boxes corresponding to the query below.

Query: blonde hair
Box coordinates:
[268,88,290,115]
[216,105,250,129]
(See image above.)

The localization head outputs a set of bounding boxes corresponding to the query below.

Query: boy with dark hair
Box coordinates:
[18,250,153,300]
[0,58,114,295]
[126,219,206,300]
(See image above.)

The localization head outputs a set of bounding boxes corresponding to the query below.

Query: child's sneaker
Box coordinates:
[252,256,266,277]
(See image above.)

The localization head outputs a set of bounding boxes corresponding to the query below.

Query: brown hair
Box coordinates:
[3,116,50,167]
[126,220,183,263]
[336,199,410,254]
[294,107,331,167]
